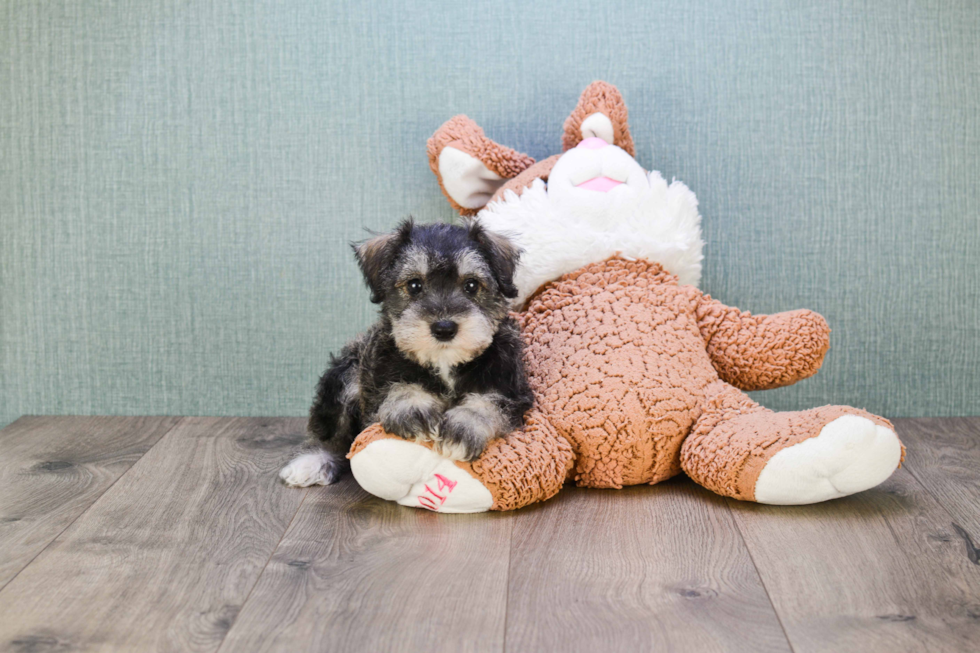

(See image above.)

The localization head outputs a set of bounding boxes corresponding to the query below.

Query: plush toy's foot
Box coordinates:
[349,434,493,513]
[682,394,905,504]
[753,414,903,505]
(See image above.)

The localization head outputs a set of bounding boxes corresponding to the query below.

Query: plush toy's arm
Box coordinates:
[347,411,574,513]
[691,291,831,391]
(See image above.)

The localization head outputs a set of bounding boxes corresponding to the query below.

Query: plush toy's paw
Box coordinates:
[350,437,493,513]
[279,450,344,487]
[754,415,903,505]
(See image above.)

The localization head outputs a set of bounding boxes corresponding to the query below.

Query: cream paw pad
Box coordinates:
[350,436,493,513]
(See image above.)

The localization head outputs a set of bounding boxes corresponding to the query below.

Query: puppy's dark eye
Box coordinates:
[406,279,424,296]
[463,279,480,296]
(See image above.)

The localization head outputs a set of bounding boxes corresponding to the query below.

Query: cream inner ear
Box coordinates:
[438,147,505,210]
[580,112,615,144]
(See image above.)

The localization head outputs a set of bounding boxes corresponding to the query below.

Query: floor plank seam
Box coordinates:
[215,485,311,653]
[724,498,797,653]
[501,516,515,653]
[0,416,186,596]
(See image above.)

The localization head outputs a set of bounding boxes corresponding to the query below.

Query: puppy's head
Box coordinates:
[353,218,520,369]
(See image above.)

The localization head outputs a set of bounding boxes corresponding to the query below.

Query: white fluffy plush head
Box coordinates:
[427,82,704,307]
[478,141,703,306]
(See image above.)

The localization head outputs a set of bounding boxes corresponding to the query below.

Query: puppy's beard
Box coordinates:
[392,308,495,385]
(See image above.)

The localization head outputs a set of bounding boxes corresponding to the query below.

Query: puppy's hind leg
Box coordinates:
[280,447,348,487]
[282,340,362,487]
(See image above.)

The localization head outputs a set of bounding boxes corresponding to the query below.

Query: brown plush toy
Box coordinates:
[347,82,904,513]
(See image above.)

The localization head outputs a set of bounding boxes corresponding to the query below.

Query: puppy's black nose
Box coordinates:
[430,320,458,342]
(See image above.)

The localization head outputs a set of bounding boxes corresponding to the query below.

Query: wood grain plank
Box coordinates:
[0,417,307,653]
[219,476,512,653]
[729,467,980,652]
[895,417,980,536]
[504,481,792,653]
[0,415,181,589]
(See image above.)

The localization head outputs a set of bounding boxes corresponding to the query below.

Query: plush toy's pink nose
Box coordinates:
[577,137,608,150]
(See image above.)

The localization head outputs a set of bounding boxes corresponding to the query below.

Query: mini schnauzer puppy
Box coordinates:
[280,218,534,487]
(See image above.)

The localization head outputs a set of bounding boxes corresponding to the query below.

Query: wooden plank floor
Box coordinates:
[0,417,977,652]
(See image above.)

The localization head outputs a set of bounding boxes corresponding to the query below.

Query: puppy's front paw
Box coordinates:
[436,408,493,461]
[379,383,446,442]
[380,404,443,442]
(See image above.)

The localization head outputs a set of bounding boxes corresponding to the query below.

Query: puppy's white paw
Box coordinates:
[279,451,342,487]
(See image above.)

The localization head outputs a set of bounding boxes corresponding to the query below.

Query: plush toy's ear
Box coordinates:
[468,219,521,299]
[427,116,536,216]
[561,81,635,157]
[352,219,413,303]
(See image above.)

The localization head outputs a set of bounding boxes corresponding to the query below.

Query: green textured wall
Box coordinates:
[2,0,979,428]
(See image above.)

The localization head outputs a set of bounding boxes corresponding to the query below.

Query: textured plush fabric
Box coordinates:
[471,412,575,512]
[519,258,719,489]
[516,257,886,499]
[2,1,979,428]
[351,257,902,510]
[695,297,831,391]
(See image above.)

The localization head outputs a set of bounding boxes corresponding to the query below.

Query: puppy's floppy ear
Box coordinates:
[352,219,413,303]
[468,220,521,299]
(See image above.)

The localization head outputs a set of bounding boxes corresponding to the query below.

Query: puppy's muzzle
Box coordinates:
[430,320,458,342]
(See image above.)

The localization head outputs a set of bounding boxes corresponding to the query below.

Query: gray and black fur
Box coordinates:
[283,219,533,486]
